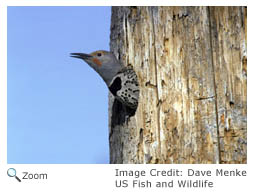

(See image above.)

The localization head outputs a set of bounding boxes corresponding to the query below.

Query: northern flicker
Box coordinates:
[70,50,139,111]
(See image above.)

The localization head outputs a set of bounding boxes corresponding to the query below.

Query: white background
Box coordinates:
[0,0,253,193]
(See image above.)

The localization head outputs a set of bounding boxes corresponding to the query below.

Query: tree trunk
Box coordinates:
[109,6,247,164]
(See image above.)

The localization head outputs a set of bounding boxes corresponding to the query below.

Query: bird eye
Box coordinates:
[97,53,102,57]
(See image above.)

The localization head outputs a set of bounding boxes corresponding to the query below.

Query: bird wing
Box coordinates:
[109,66,139,109]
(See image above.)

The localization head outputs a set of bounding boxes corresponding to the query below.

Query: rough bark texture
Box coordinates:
[109,6,247,164]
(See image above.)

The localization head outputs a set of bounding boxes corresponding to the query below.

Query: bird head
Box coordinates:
[71,50,122,86]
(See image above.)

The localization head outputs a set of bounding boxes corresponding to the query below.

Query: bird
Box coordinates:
[70,50,139,111]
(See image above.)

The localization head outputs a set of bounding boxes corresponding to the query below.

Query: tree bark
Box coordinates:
[109,6,247,164]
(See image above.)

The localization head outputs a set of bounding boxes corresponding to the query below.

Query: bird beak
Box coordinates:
[70,53,92,60]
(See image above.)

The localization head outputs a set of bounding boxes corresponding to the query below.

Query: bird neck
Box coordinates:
[98,63,123,86]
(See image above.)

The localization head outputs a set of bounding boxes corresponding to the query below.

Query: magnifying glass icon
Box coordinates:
[7,168,21,182]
